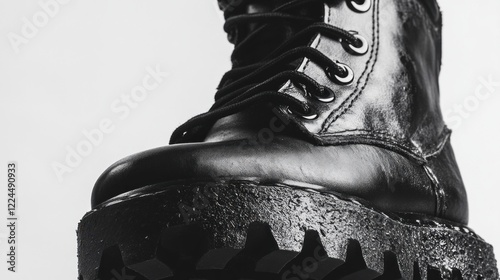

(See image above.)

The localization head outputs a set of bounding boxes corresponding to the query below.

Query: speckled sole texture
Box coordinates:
[78,181,498,280]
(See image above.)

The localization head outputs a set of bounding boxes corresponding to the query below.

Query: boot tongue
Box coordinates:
[220,0,323,67]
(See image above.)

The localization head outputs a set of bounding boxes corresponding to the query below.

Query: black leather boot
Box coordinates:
[78,0,498,279]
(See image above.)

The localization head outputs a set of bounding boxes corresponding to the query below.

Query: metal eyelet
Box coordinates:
[326,62,354,85]
[342,32,369,55]
[294,82,334,104]
[286,106,318,120]
[347,0,371,13]
[314,87,335,103]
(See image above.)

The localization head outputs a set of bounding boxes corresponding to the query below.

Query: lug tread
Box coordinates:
[86,222,468,280]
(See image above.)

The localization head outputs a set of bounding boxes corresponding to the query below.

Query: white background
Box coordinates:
[0,0,499,279]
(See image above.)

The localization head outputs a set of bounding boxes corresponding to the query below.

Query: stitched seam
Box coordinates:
[324,129,405,138]
[421,127,452,219]
[423,127,451,159]
[423,164,445,218]
[322,129,413,148]
[325,127,452,159]
[319,0,380,133]
[321,135,422,162]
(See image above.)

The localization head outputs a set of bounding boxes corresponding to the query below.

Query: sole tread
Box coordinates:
[85,222,471,280]
[78,182,497,280]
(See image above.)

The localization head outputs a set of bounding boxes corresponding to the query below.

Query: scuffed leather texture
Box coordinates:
[91,0,469,225]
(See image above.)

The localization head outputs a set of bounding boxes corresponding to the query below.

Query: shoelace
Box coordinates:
[170,0,365,143]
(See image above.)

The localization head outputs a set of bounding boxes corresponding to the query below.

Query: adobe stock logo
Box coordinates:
[7,0,73,54]
[444,75,500,130]
[51,65,170,182]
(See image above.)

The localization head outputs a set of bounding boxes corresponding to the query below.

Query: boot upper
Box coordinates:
[91,0,469,225]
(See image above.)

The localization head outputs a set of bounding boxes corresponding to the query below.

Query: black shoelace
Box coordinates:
[170,0,363,144]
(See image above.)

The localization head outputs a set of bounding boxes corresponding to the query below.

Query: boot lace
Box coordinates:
[170,0,367,143]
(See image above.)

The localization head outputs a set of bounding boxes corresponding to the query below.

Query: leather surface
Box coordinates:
[425,140,469,224]
[91,0,469,225]
[92,136,438,219]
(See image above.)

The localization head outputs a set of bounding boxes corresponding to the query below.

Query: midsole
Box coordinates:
[93,178,469,230]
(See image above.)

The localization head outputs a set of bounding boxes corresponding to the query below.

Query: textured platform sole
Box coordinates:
[78,181,498,280]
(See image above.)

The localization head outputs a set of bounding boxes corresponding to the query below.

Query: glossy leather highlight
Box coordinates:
[92,137,438,219]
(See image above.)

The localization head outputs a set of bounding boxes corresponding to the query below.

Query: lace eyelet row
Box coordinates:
[287,0,372,120]
[173,0,375,142]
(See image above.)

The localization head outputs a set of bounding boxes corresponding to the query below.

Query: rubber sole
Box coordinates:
[77,181,498,280]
